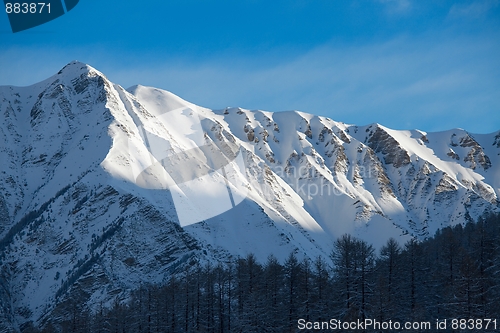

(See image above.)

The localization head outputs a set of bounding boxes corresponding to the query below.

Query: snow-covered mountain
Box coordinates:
[0,61,498,331]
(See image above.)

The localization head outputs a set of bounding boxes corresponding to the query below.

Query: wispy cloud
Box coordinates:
[448,0,499,19]
[377,0,412,14]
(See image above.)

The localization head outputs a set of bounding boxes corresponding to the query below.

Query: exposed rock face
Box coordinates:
[367,126,411,168]
[494,133,500,148]
[0,62,498,331]
[459,135,492,170]
[447,149,460,160]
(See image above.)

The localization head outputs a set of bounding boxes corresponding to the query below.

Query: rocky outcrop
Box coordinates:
[367,126,411,168]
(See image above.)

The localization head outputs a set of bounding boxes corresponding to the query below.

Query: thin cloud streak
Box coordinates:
[377,0,413,14]
[448,0,500,19]
[0,34,499,134]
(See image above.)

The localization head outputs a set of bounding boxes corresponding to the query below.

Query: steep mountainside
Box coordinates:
[0,62,498,331]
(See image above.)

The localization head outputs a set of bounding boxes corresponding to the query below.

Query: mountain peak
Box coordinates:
[57,60,103,78]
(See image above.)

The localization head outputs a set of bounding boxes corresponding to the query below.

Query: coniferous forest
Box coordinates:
[33,214,499,333]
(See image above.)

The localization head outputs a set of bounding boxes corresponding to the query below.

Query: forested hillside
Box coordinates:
[28,213,500,333]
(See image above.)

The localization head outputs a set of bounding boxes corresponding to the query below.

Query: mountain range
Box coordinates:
[0,61,498,331]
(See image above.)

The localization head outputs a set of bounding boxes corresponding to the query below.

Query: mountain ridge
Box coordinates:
[0,61,498,331]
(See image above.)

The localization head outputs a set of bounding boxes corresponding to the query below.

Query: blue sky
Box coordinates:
[1,0,499,133]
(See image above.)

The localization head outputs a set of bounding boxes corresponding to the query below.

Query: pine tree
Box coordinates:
[263,254,285,332]
[330,234,357,319]
[375,238,402,321]
[310,256,331,322]
[330,234,375,320]
[284,252,301,332]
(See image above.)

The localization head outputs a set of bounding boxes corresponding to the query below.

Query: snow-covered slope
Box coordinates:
[0,61,498,331]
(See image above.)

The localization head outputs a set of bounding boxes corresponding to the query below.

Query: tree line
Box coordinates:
[33,213,499,332]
